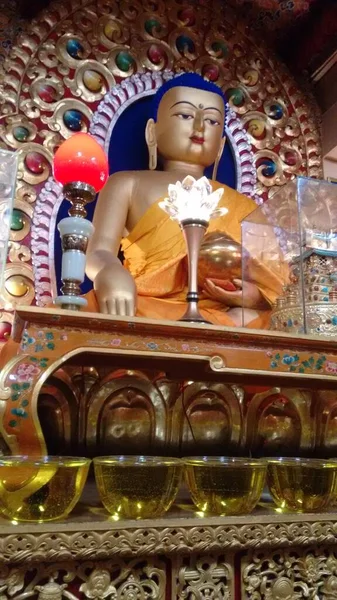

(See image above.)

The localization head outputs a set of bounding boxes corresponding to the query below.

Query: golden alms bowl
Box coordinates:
[267,457,337,513]
[0,456,90,522]
[94,456,182,520]
[184,456,266,516]
[198,232,247,289]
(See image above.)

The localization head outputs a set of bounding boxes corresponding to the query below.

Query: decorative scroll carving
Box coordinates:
[0,559,166,600]
[242,547,337,599]
[2,520,337,564]
[174,555,233,599]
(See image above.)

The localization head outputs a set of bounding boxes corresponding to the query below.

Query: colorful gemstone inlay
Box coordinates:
[25,152,47,175]
[115,51,134,72]
[13,126,29,142]
[66,39,84,59]
[63,109,84,132]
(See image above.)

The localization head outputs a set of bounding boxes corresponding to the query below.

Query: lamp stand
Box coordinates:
[54,181,95,311]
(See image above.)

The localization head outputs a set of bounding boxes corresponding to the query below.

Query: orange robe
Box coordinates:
[85,182,284,328]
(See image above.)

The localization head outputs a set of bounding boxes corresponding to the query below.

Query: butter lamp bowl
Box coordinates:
[94,456,182,520]
[267,457,337,513]
[0,456,90,522]
[184,456,266,516]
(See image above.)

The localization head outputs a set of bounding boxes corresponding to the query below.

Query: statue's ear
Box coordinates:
[145,118,157,170]
[145,118,156,147]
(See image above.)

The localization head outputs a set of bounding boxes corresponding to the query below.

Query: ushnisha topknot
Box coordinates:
[151,72,227,123]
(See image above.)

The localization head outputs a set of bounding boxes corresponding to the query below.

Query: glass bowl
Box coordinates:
[184,456,266,516]
[0,456,90,522]
[94,456,182,519]
[267,457,337,513]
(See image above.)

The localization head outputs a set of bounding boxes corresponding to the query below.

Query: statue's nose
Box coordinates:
[193,111,204,133]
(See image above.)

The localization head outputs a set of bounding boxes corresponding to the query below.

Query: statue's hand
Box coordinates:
[94,264,137,316]
[203,278,265,309]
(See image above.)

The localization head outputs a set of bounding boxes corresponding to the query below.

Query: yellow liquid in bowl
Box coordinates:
[267,461,337,512]
[185,459,266,516]
[94,457,182,519]
[0,458,90,522]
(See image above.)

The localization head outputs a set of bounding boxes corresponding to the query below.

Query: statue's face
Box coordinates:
[155,86,225,168]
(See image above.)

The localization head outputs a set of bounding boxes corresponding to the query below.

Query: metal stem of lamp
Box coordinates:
[179,218,210,324]
[54,181,95,311]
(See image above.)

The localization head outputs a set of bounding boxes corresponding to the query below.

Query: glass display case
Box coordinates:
[0,149,18,298]
[241,177,337,336]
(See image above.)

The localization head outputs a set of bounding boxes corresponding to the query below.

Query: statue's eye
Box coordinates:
[174,113,193,120]
[205,118,220,126]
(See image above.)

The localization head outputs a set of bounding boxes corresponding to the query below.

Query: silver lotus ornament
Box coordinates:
[159,176,227,323]
[159,175,227,224]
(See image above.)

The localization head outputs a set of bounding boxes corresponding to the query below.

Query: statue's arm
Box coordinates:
[85,172,137,316]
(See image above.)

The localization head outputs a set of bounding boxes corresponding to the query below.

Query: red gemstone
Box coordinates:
[202,64,219,82]
[25,152,48,175]
[284,151,297,166]
[178,8,196,26]
[148,44,165,65]
[37,83,57,103]
[0,322,11,341]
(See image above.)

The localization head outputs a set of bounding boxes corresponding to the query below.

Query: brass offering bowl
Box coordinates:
[94,456,182,520]
[0,456,90,522]
[184,456,266,516]
[267,457,337,513]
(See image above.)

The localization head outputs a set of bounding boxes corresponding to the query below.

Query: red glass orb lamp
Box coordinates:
[53,133,109,311]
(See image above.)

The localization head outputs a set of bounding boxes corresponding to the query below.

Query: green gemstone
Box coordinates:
[116,51,134,72]
[11,209,25,231]
[9,420,17,428]
[212,41,228,57]
[13,126,29,142]
[145,18,161,35]
[227,87,244,106]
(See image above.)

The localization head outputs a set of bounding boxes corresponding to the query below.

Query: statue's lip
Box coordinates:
[190,135,204,145]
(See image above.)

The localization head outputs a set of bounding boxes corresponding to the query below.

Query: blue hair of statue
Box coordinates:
[151,72,227,122]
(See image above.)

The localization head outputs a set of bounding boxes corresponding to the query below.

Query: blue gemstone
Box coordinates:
[332,316,337,326]
[66,39,84,59]
[262,159,277,177]
[322,287,328,292]
[269,103,283,120]
[63,109,83,131]
[176,35,195,53]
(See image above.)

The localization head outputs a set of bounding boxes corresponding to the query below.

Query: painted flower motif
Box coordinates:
[111,338,121,346]
[282,355,295,365]
[147,342,158,350]
[182,343,190,351]
[325,361,337,374]
[16,363,41,382]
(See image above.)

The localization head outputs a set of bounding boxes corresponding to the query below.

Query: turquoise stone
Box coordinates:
[227,87,244,106]
[63,109,83,131]
[145,18,161,35]
[116,51,134,72]
[13,126,29,142]
[212,41,228,58]
[11,209,25,231]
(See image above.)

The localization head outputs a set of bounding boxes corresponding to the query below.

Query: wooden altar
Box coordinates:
[0,308,337,598]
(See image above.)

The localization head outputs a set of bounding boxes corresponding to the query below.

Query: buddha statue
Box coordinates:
[82,73,283,327]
